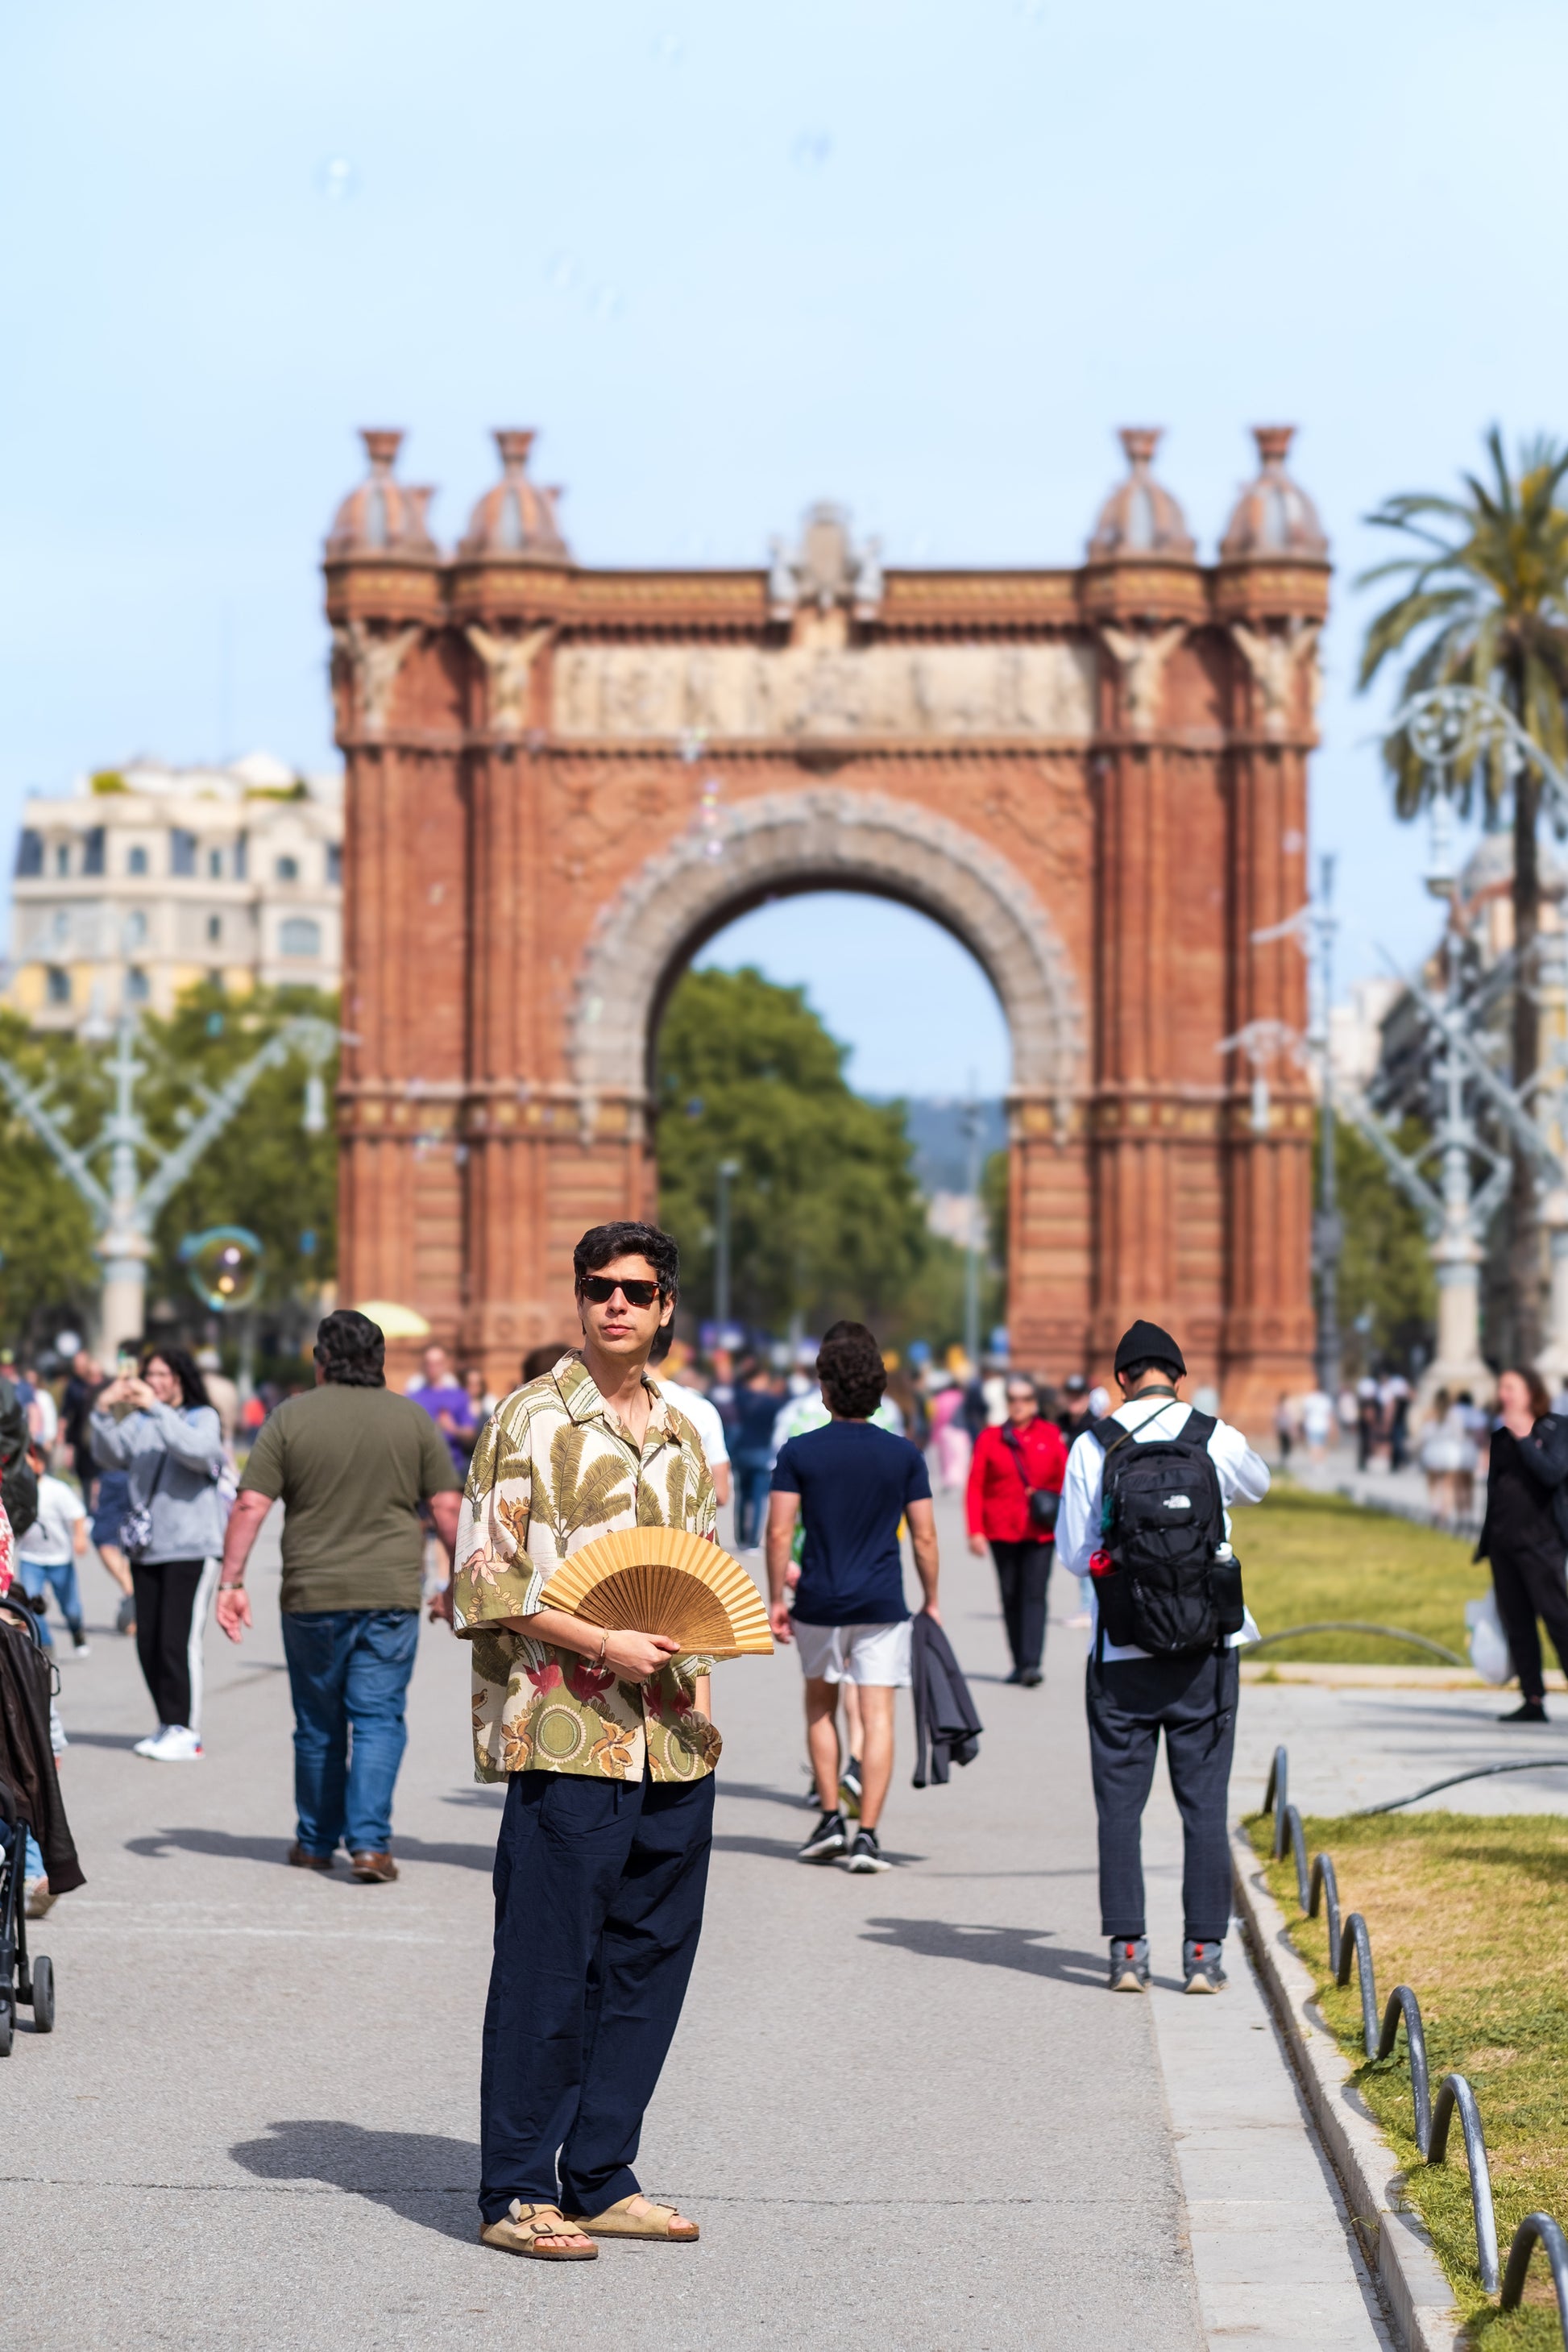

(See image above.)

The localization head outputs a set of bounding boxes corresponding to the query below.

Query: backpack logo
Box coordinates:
[1163,1494,1193,1511]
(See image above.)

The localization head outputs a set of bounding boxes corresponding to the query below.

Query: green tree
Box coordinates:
[1359,429,1568,1355]
[1335,1117,1437,1373]
[0,985,338,1357]
[0,1010,102,1352]
[654,967,936,1338]
[137,982,339,1335]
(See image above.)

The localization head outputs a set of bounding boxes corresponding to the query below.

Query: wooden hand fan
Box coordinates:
[537,1527,773,1658]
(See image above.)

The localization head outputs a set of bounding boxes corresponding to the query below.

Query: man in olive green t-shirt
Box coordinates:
[215,1311,463,1882]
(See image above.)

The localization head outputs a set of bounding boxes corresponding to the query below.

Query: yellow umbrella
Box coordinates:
[355,1299,431,1340]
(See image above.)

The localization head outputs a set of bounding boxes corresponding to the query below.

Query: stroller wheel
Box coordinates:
[0,1995,12,2057]
[29,1955,54,2032]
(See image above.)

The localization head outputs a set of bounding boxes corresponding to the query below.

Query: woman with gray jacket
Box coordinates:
[89,1346,228,1761]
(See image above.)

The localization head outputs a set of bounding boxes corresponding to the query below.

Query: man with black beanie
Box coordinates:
[1056,1321,1269,1994]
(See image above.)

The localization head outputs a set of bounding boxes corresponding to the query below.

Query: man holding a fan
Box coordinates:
[454,1221,726,2263]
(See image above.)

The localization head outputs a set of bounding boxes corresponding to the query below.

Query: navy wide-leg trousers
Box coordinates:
[479,1766,715,2225]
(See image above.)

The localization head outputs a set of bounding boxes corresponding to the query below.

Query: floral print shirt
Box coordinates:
[454,1350,722,1784]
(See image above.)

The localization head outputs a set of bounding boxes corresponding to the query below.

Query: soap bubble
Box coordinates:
[546,250,581,292]
[179,1226,263,1314]
[317,156,359,201]
[650,32,685,64]
[791,130,832,170]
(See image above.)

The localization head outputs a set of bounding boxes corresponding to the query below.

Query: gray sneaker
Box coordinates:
[1182,1939,1226,1993]
[840,1827,890,1873]
[1109,1936,1150,1991]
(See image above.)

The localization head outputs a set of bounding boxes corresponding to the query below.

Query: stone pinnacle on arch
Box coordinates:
[1087,428,1196,562]
[1221,426,1328,561]
[326,428,440,559]
[459,428,571,562]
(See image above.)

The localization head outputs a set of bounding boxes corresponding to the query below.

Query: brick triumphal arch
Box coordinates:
[325,424,1329,1424]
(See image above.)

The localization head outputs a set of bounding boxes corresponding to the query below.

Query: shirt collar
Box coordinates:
[558,1351,670,1443]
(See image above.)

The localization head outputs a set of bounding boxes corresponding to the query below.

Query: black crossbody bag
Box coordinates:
[1000,1425,1060,1533]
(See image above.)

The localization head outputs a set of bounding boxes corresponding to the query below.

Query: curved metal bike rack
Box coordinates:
[1428,2072,1500,2296]
[1259,1747,1566,2340]
[1503,2213,1568,2317]
[1251,1621,1471,1668]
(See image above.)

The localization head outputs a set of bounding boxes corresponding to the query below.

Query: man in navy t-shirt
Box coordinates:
[767,1321,941,1873]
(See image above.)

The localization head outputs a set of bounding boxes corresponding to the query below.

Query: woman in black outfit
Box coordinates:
[1474,1367,1568,1724]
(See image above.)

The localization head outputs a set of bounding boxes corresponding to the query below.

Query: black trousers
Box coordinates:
[988,1538,1052,1673]
[1086,1646,1238,1944]
[1491,1545,1568,1701]
[131,1557,215,1730]
[479,1767,715,2225]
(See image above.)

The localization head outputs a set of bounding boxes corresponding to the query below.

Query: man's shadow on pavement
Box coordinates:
[861,1916,1104,1985]
[230,2122,479,2242]
[124,1826,498,1872]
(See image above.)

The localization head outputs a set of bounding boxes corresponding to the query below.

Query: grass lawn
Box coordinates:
[1249,1811,1568,2345]
[1242,1483,1483,1665]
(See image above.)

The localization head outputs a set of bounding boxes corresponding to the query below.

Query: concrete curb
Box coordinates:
[1230,1825,1465,2352]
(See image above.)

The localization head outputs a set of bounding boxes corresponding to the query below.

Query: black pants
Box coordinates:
[131,1557,216,1730]
[1086,1646,1238,1944]
[1491,1546,1568,1701]
[479,1767,715,2225]
[989,1538,1052,1673]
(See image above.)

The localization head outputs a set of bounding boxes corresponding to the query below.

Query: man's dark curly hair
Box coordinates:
[313,1309,387,1388]
[816,1320,886,1420]
[572,1221,680,1298]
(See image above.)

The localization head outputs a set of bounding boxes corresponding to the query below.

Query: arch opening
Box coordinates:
[571,787,1083,1126]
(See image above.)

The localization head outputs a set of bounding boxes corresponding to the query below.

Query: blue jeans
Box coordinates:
[17,1555,83,1648]
[280,1609,419,1856]
[733,1451,774,1548]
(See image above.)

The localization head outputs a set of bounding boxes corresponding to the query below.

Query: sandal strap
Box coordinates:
[508,2201,579,2238]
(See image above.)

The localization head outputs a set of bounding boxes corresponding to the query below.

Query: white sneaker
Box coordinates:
[133,1726,169,1757]
[24,1877,55,1919]
[142,1724,203,1762]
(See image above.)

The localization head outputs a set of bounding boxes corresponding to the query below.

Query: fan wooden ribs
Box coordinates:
[537,1528,773,1659]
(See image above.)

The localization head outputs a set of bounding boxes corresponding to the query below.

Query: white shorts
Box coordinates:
[792,1617,912,1687]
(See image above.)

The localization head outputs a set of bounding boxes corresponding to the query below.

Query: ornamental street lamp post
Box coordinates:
[714,1157,740,1330]
[0,1013,337,1356]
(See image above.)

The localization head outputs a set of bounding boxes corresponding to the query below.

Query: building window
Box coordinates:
[54,843,69,876]
[128,844,148,876]
[125,968,149,1004]
[45,967,71,1006]
[280,917,321,958]
[83,828,106,877]
[51,909,69,944]
[124,910,147,948]
[207,914,222,944]
[15,830,43,877]
[170,828,197,877]
[208,847,223,877]
[234,832,247,880]
[275,854,300,882]
[326,843,342,886]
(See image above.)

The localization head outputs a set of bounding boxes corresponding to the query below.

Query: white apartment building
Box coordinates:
[6,752,342,1029]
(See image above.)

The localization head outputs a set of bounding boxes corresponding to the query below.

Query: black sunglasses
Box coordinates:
[579,1275,662,1308]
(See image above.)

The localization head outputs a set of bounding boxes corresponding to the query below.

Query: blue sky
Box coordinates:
[4,0,1566,1093]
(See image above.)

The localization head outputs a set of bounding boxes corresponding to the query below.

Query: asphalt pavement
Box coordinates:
[2,1490,1388,2350]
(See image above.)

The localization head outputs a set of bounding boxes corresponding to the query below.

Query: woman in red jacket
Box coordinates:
[966,1376,1068,1686]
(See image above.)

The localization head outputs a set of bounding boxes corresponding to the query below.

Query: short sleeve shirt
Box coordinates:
[772,1420,931,1626]
[240,1383,459,1613]
[454,1352,720,1786]
[19,1475,85,1566]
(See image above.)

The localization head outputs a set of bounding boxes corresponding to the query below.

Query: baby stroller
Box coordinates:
[0,1592,65,2053]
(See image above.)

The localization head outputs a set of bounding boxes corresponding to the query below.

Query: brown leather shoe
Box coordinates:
[350,1851,398,1883]
[288,1843,334,1872]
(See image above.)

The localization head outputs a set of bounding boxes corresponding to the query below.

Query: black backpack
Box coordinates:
[1087,1407,1243,1656]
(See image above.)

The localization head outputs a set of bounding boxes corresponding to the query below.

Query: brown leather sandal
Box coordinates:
[479,2201,599,2259]
[566,2195,699,2241]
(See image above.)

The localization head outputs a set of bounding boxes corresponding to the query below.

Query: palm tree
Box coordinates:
[1359,428,1568,1359]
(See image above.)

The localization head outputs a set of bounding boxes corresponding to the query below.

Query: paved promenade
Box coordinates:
[2,1494,1388,2350]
